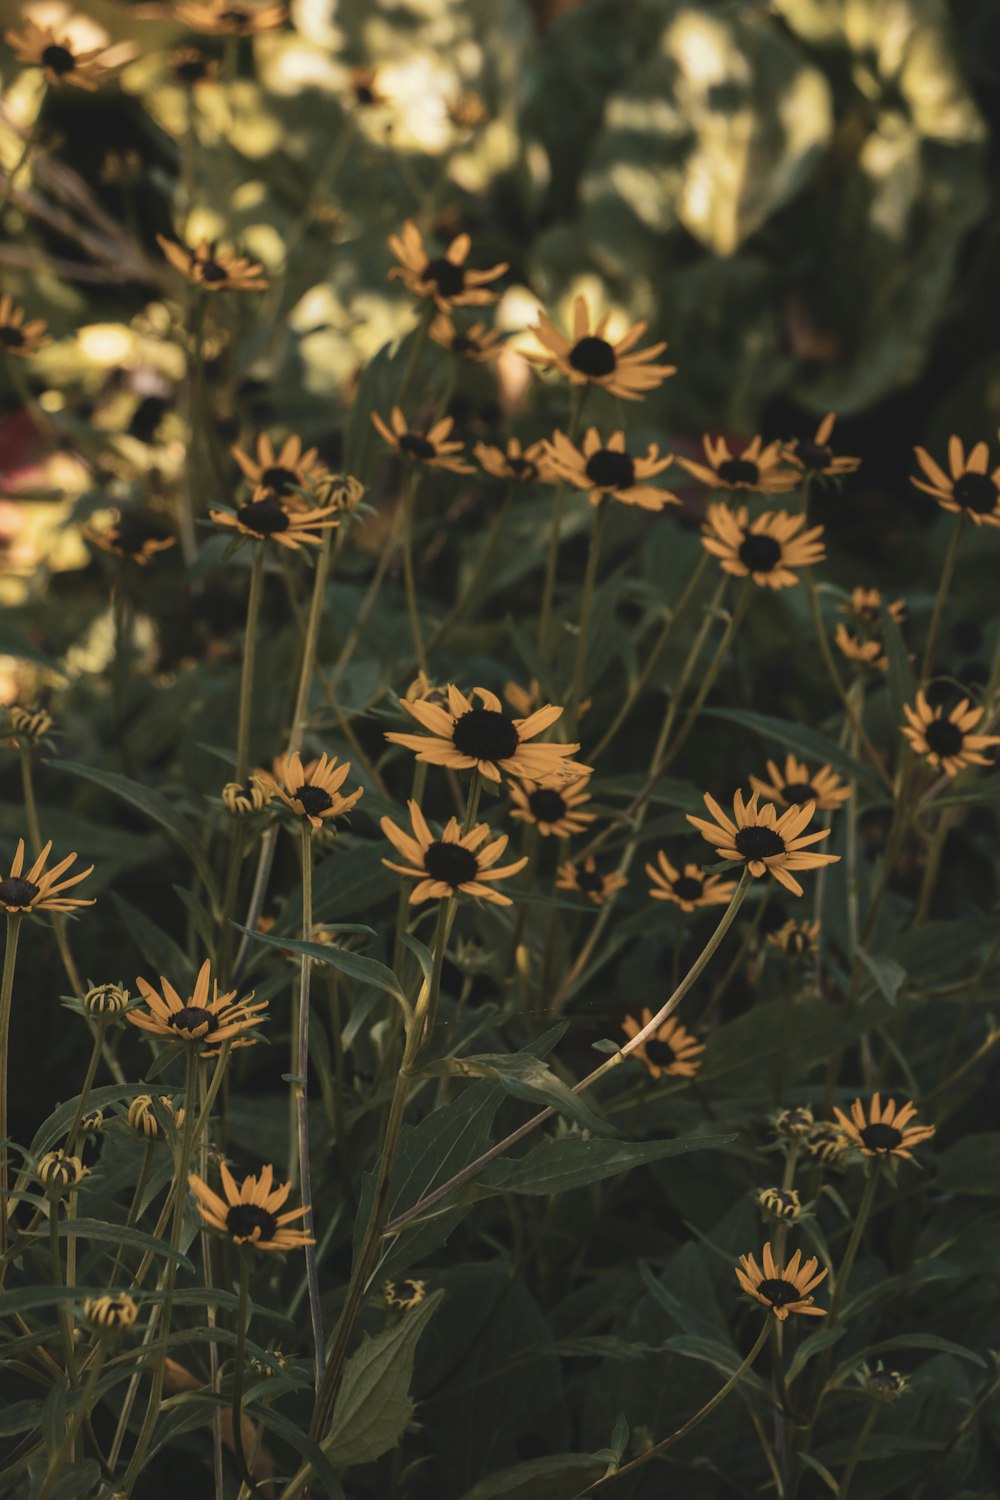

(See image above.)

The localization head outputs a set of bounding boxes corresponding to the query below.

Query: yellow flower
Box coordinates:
[687,789,838,898]
[387,221,507,310]
[622,1008,704,1079]
[380,801,527,905]
[384,1277,426,1309]
[171,0,287,35]
[7,706,53,746]
[833,1095,935,1160]
[678,434,798,493]
[767,920,820,957]
[231,434,327,504]
[127,1095,185,1139]
[171,46,219,87]
[385,685,589,785]
[222,777,275,815]
[735,1244,827,1320]
[645,852,737,912]
[209,492,340,550]
[901,691,1000,777]
[0,840,94,915]
[37,1150,87,1191]
[474,438,552,483]
[84,511,176,565]
[429,314,504,363]
[526,295,675,401]
[783,413,860,478]
[156,237,268,291]
[509,777,595,837]
[757,1187,802,1221]
[128,959,266,1054]
[544,427,678,510]
[82,983,129,1018]
[556,856,627,906]
[911,436,1000,526]
[188,1161,313,1251]
[750,755,850,811]
[701,503,825,588]
[84,1293,138,1331]
[269,752,363,829]
[371,406,473,473]
[0,295,49,357]
[834,588,906,674]
[4,20,111,89]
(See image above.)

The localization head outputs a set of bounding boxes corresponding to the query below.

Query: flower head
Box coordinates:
[678,435,798,494]
[832,1095,935,1160]
[231,434,327,505]
[7,706,53,746]
[222,777,275,815]
[645,852,737,912]
[544,427,678,510]
[5,20,111,89]
[901,691,1000,777]
[388,221,507,310]
[171,46,219,87]
[784,413,860,478]
[386,685,589,786]
[82,983,129,1018]
[556,856,627,906]
[347,65,388,108]
[474,437,552,484]
[127,1095,185,1139]
[701,503,825,588]
[622,1008,704,1079]
[84,511,176,565]
[775,1106,814,1139]
[384,1277,426,1309]
[172,0,287,35]
[750,755,850,812]
[687,789,838,897]
[84,1293,138,1332]
[911,437,1000,526]
[157,237,268,291]
[38,1150,87,1191]
[735,1243,827,1320]
[0,295,49,357]
[270,753,363,829]
[757,1187,802,1221]
[128,959,266,1055]
[806,1120,850,1165]
[188,1162,313,1251]
[430,314,503,363]
[509,777,595,838]
[0,840,94,915]
[527,295,675,401]
[767,920,820,958]
[209,492,340,550]
[381,801,527,906]
[371,407,472,473]
[835,588,906,674]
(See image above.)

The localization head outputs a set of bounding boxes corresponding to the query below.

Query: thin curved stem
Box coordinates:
[538,386,587,654]
[234,546,266,788]
[921,515,966,684]
[400,467,427,676]
[0,914,23,1252]
[296,824,325,1387]
[567,498,608,732]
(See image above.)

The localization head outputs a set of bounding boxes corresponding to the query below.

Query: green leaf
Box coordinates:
[324,1290,443,1466]
[0,1398,45,1436]
[246,1402,345,1499]
[839,1333,986,1376]
[786,1325,846,1384]
[398,929,434,986]
[701,708,884,794]
[881,595,916,729]
[112,893,196,990]
[53,761,220,909]
[476,1133,735,1195]
[855,949,907,1007]
[456,1453,610,1500]
[57,1220,193,1271]
[422,1052,615,1138]
[235,924,402,1000]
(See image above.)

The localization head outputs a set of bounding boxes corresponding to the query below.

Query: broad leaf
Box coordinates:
[476,1133,735,1196]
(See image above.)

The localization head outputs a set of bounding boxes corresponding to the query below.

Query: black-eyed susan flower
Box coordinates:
[80,1108,104,1136]
[751,755,850,812]
[784,413,861,478]
[757,1187,802,1221]
[806,1121,849,1165]
[127,1095,184,1140]
[172,0,287,35]
[83,1293,138,1332]
[84,511,176,565]
[901,691,1000,777]
[736,1244,827,1320]
[270,752,363,830]
[347,65,388,108]
[385,685,589,785]
[911,436,1000,526]
[833,1095,935,1160]
[171,45,219,87]
[188,1161,313,1251]
[4,19,110,89]
[0,840,94,915]
[678,435,798,494]
[222,777,275,815]
[865,1365,907,1400]
[156,237,268,292]
[128,959,266,1054]
[556,856,627,906]
[384,1277,426,1310]
[209,492,340,550]
[767,920,820,958]
[474,437,551,484]
[0,295,49,357]
[381,800,527,905]
[687,790,838,898]
[430,314,503,364]
[834,587,906,674]
[231,434,327,503]
[371,406,473,473]
[315,474,365,515]
[622,1008,704,1079]
[504,679,540,716]
[544,427,679,511]
[527,295,675,401]
[37,1150,87,1191]
[701,503,825,588]
[7,706,53,746]
[508,777,595,837]
[775,1106,814,1139]
[82,983,129,1018]
[645,852,737,912]
[387,221,507,310]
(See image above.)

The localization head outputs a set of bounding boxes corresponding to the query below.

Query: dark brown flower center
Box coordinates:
[112,513,157,555]
[575,868,605,895]
[507,456,537,481]
[645,1037,676,1067]
[952,473,998,515]
[295,784,333,817]
[354,83,375,104]
[259,465,301,496]
[237,496,290,534]
[423,841,479,887]
[169,1006,219,1036]
[0,876,40,908]
[859,1121,903,1152]
[452,708,519,762]
[673,875,704,902]
[527,788,567,824]
[924,718,963,758]
[569,336,616,378]
[757,1276,800,1308]
[585,448,635,490]
[399,433,436,461]
[717,457,760,487]
[780,781,817,805]
[767,1191,798,1215]
[395,1279,419,1300]
[220,7,252,25]
[451,334,479,355]
[42,44,76,76]
[734,825,786,861]
[785,930,811,955]
[0,326,26,348]
[738,533,782,573]
[422,257,466,298]
[174,52,210,84]
[226,1202,278,1242]
[795,439,833,471]
[198,258,230,285]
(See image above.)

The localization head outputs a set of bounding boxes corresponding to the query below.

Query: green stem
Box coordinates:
[655,584,751,775]
[829,1163,880,1323]
[538,387,587,655]
[567,498,608,732]
[400,468,427,676]
[64,1024,105,1156]
[0,914,23,1252]
[49,1193,77,1388]
[837,1404,878,1498]
[0,96,45,227]
[232,1253,257,1493]
[426,482,514,655]
[235,547,266,787]
[805,573,893,790]
[198,1066,224,1500]
[36,1339,106,1500]
[296,825,325,1387]
[921,515,966,684]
